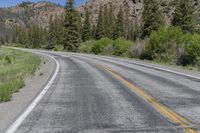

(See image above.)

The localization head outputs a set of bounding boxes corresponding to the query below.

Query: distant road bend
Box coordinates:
[7,49,200,133]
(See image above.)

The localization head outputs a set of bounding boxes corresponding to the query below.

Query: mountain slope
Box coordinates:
[0,1,64,41]
[78,0,200,25]
[0,1,64,28]
[1,0,200,41]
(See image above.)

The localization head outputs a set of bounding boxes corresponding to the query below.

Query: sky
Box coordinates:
[0,0,86,7]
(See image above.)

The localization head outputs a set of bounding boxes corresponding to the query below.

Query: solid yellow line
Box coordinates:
[99,65,197,133]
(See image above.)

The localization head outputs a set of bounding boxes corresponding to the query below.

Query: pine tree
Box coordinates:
[38,26,46,48]
[103,5,109,37]
[5,35,9,44]
[27,27,33,48]
[95,5,104,39]
[142,0,164,38]
[39,26,48,48]
[12,35,17,44]
[107,3,115,39]
[55,15,64,46]
[62,0,80,51]
[134,21,142,41]
[42,27,48,47]
[172,0,195,33]
[76,11,82,37]
[48,14,64,48]
[81,8,91,42]
[32,26,39,48]
[28,25,41,48]
[18,27,27,46]
[47,15,56,49]
[12,28,18,44]
[128,23,135,41]
[124,9,130,39]
[0,37,4,46]
[91,24,97,39]
[114,7,124,39]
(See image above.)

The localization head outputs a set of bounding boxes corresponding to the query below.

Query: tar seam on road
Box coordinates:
[98,64,199,133]
[5,52,60,133]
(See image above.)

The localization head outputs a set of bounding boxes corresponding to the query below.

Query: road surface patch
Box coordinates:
[98,64,199,133]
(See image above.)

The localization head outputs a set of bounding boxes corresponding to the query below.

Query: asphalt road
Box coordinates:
[11,50,200,133]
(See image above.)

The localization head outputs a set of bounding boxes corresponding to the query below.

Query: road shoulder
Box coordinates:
[0,52,56,132]
[78,52,200,79]
[53,50,200,78]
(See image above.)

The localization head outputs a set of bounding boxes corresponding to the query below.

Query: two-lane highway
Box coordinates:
[8,50,200,133]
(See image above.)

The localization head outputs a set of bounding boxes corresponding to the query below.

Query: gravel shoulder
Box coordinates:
[0,52,55,132]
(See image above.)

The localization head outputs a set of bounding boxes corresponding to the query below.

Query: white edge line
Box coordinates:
[5,51,60,133]
[129,61,200,80]
[51,51,200,81]
[31,50,200,81]
[85,54,200,81]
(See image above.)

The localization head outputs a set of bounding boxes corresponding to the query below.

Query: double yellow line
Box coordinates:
[99,64,199,133]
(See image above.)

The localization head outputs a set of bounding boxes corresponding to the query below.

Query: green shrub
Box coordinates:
[184,34,200,59]
[147,26,183,56]
[4,55,12,64]
[131,40,146,59]
[54,45,64,51]
[91,38,113,54]
[182,34,200,65]
[78,40,95,53]
[113,38,133,57]
[102,44,114,55]
[78,38,134,57]
[145,26,200,66]
[145,26,184,63]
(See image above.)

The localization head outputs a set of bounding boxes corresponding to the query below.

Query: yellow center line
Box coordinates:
[98,64,198,133]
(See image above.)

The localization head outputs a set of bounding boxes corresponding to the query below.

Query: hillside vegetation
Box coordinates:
[0,1,64,42]
[77,0,200,69]
[1,0,200,70]
[0,48,41,102]
[79,38,133,57]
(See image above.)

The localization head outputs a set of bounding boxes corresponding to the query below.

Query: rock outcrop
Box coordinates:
[78,0,200,25]
[0,1,64,28]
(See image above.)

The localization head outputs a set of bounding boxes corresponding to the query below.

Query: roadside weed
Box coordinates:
[0,48,41,102]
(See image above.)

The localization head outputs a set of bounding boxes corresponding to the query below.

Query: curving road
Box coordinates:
[9,50,200,133]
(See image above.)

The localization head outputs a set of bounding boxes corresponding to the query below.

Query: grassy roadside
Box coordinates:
[0,47,41,102]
